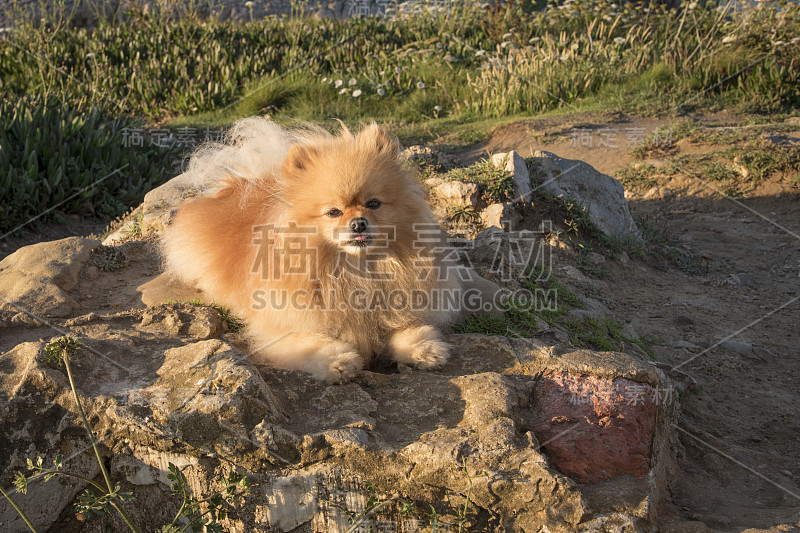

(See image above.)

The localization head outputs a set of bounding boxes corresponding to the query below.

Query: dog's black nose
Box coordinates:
[349,217,368,233]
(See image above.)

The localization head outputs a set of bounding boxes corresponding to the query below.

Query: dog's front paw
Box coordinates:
[390,325,450,369]
[325,351,363,384]
[408,338,450,369]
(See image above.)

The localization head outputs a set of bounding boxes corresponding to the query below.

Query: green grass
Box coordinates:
[2,0,797,230]
[443,158,516,204]
[619,117,800,197]
[0,97,180,233]
[632,215,705,274]
[2,0,798,125]
[615,163,665,191]
[455,267,641,353]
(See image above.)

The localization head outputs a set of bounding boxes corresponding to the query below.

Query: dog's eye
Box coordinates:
[365,199,381,210]
[325,208,343,218]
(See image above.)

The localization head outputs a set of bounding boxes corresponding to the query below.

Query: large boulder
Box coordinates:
[529,151,642,243]
[491,150,532,204]
[0,295,678,532]
[0,237,100,317]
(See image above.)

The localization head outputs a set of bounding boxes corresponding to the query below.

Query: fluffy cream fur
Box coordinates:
[161,119,461,381]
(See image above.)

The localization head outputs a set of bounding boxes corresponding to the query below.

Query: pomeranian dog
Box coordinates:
[161,119,462,382]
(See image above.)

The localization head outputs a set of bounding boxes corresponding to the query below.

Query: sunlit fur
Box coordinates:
[161,119,461,381]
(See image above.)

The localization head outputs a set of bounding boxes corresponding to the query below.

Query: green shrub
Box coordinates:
[2,0,797,123]
[0,97,178,233]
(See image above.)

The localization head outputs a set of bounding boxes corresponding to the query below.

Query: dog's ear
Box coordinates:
[282,144,318,176]
[359,123,399,157]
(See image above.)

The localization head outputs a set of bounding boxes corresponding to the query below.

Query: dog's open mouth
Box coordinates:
[348,234,372,247]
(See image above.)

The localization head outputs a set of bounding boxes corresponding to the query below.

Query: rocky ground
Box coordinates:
[0,113,798,532]
[460,114,800,532]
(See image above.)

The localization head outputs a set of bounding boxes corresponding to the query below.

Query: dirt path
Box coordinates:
[466,114,800,532]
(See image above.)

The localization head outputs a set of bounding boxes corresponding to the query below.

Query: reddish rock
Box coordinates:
[532,370,658,484]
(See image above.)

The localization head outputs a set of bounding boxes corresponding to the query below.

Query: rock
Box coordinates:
[621,324,639,341]
[490,150,532,204]
[137,272,207,307]
[468,228,545,282]
[717,339,773,362]
[459,268,506,316]
[0,314,678,532]
[702,453,728,475]
[529,150,642,242]
[582,296,611,318]
[532,370,658,483]
[567,309,601,321]
[0,237,100,317]
[140,170,211,234]
[718,339,753,355]
[577,512,643,532]
[559,265,590,283]
[727,272,756,286]
[102,219,140,246]
[642,186,674,200]
[433,180,479,208]
[586,251,605,265]
[671,340,700,351]
[139,303,226,338]
[778,284,797,296]
[402,145,463,173]
[481,202,522,230]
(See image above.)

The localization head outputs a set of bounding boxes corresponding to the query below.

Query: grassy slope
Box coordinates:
[0,0,798,230]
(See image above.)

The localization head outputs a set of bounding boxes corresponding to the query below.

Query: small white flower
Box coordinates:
[335,79,343,88]
[377,88,386,95]
[339,88,349,94]
[245,1,254,7]
[614,37,626,45]
[321,77,327,83]
[349,78,357,85]
[379,70,385,75]
[434,105,443,111]
[416,81,425,89]
[86,52,96,58]
[688,1,697,9]
[352,89,362,97]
